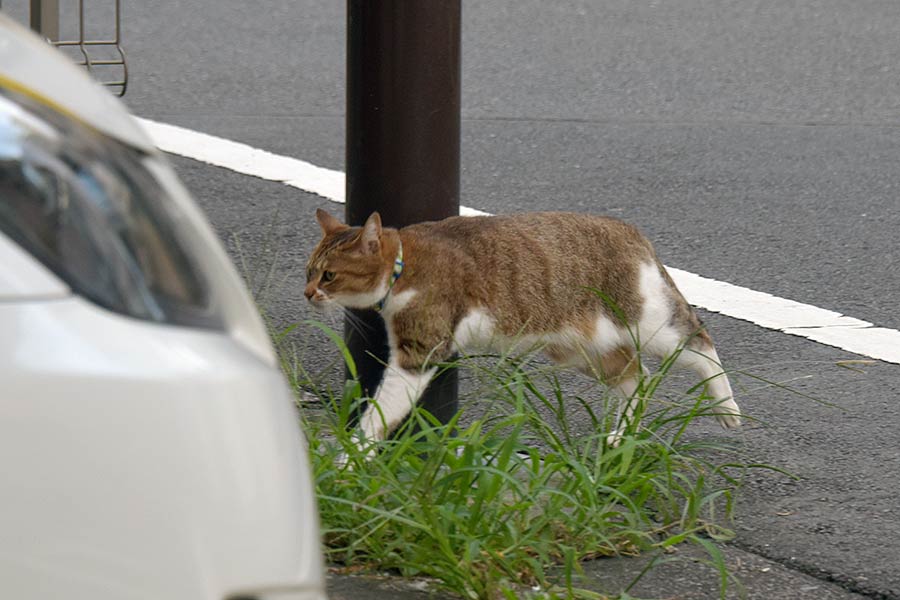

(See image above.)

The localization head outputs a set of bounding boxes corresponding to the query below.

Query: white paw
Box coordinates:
[713,399,742,429]
[334,451,353,470]
[334,433,378,469]
[606,429,624,448]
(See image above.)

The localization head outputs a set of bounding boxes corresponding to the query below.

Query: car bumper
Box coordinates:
[0,296,325,600]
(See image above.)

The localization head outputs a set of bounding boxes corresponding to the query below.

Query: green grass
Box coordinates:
[278,321,770,600]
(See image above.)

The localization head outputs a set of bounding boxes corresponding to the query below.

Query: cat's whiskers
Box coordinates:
[306,287,375,340]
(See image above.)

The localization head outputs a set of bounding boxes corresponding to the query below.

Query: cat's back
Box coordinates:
[405,212,655,262]
[400,212,660,333]
[401,212,657,336]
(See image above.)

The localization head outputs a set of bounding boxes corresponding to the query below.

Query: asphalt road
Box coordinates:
[63,0,900,597]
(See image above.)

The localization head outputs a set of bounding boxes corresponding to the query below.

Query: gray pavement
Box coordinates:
[89,1,900,597]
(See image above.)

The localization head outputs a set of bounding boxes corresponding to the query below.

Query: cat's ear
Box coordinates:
[361,212,382,254]
[316,208,348,235]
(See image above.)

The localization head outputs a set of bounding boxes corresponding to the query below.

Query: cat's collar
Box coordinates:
[375,240,404,312]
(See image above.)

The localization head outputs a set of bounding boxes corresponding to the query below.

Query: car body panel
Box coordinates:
[0,15,327,600]
[0,231,69,300]
[141,157,279,366]
[0,296,325,600]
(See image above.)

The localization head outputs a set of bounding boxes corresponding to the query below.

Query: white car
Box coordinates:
[0,15,326,600]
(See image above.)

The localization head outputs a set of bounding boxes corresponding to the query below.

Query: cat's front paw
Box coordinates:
[334,451,353,470]
[334,433,377,469]
[605,429,625,448]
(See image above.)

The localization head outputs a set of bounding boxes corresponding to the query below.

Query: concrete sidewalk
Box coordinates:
[327,543,868,599]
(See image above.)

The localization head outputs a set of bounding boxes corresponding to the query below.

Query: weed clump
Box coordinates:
[288,323,751,600]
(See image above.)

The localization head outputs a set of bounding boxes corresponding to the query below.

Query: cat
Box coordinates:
[305,208,741,451]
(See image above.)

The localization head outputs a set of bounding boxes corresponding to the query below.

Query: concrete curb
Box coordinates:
[326,543,869,599]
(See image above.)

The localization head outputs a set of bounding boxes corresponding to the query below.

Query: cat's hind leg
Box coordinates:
[545,342,643,447]
[640,326,741,429]
[594,347,645,447]
[636,263,741,429]
[675,332,741,428]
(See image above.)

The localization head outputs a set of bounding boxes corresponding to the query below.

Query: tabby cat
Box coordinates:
[305,209,741,450]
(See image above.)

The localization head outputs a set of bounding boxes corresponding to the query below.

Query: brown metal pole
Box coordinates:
[346,0,461,424]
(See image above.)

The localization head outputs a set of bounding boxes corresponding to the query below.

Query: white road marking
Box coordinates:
[669,268,900,364]
[137,118,345,202]
[137,117,900,365]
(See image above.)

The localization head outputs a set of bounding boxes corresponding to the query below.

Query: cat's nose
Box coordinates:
[304,283,317,301]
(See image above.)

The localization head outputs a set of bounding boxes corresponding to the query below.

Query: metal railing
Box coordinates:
[8,0,128,96]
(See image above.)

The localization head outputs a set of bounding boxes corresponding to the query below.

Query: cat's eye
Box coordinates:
[321,270,336,283]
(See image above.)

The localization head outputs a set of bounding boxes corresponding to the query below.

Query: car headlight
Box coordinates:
[0,87,223,329]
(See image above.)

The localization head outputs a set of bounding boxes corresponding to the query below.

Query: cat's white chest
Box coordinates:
[381,288,417,316]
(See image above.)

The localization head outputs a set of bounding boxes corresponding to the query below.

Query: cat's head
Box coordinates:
[304,209,389,309]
